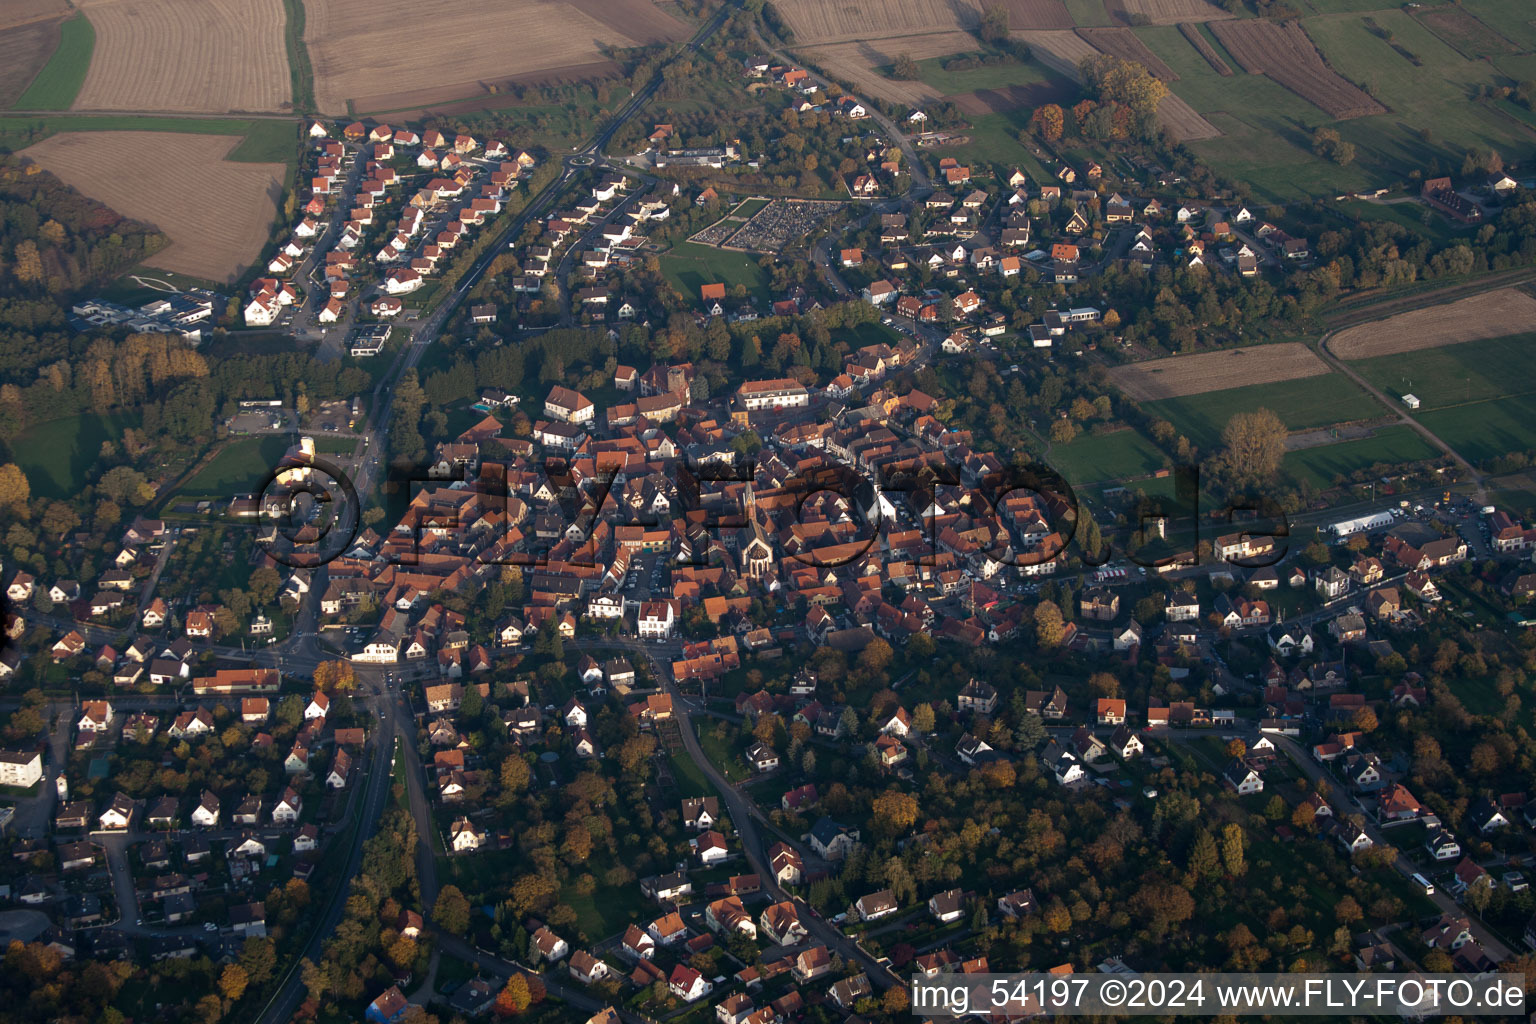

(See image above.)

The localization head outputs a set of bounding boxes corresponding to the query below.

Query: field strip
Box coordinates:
[1108,343,1331,401]
[1329,287,1536,359]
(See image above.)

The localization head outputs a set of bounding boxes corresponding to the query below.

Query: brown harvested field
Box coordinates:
[775,0,988,45]
[1156,93,1220,141]
[1330,289,1536,360]
[73,0,289,112]
[1013,29,1100,79]
[363,60,626,119]
[20,132,285,283]
[1108,343,1330,401]
[992,0,1074,30]
[1411,5,1515,59]
[0,17,63,107]
[1113,0,1230,23]
[805,31,978,106]
[0,0,68,29]
[1179,22,1232,75]
[952,81,1074,114]
[1209,19,1385,119]
[306,0,664,114]
[1077,27,1177,80]
[565,0,688,43]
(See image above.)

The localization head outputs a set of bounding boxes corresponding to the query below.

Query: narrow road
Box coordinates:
[1315,329,1485,503]
[1268,734,1513,962]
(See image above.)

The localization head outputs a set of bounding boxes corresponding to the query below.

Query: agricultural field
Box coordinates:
[20,131,287,282]
[1410,4,1516,60]
[1077,27,1178,80]
[1329,288,1536,360]
[804,34,978,106]
[1208,18,1385,119]
[1107,342,1331,402]
[0,16,70,109]
[1108,0,1231,24]
[304,0,682,114]
[73,0,290,113]
[1178,21,1231,74]
[0,0,70,29]
[1461,0,1536,51]
[1283,425,1440,489]
[779,0,1071,45]
[1140,374,1372,450]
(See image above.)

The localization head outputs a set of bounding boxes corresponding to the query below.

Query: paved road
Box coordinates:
[1267,733,1513,962]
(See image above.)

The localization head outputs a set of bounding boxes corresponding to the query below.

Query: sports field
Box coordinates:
[1283,426,1439,489]
[179,436,291,496]
[1344,333,1536,411]
[1046,428,1167,484]
[660,242,770,305]
[1141,373,1370,449]
[1419,394,1536,465]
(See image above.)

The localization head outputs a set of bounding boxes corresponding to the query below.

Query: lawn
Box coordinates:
[11,412,130,499]
[1046,427,1167,484]
[830,320,903,349]
[564,863,655,942]
[1283,426,1440,489]
[696,727,747,783]
[1418,393,1536,466]
[14,14,95,111]
[1344,333,1536,411]
[660,241,770,305]
[1140,373,1375,450]
[178,435,291,496]
[949,110,1055,183]
[667,750,714,798]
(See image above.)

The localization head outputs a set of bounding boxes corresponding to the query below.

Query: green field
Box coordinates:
[1283,426,1440,488]
[1141,373,1375,450]
[950,110,1055,183]
[1332,198,1470,245]
[1344,333,1536,410]
[227,120,299,163]
[14,14,94,111]
[660,241,770,305]
[1047,427,1167,484]
[179,436,291,496]
[1462,0,1536,51]
[916,55,1066,96]
[1419,393,1536,465]
[11,412,129,499]
[1134,13,1528,201]
[280,0,316,112]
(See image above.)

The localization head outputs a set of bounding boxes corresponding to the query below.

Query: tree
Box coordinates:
[1351,706,1378,733]
[884,986,911,1013]
[434,885,471,935]
[312,660,355,694]
[1028,103,1065,141]
[858,638,893,675]
[1335,896,1363,926]
[1211,408,1286,494]
[218,963,248,1002]
[0,463,29,513]
[495,974,531,1016]
[871,790,919,834]
[1187,828,1220,878]
[1225,738,1247,759]
[1291,801,1317,831]
[1087,671,1119,698]
[891,53,920,80]
[1220,822,1246,876]
[461,682,484,720]
[1035,601,1065,647]
[911,703,935,733]
[979,2,1010,43]
[239,937,277,984]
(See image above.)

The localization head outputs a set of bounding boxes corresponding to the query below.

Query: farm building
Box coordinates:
[1402,394,1420,410]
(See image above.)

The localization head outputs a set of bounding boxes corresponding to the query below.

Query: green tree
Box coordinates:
[434,885,471,935]
[0,463,30,514]
[1220,822,1246,876]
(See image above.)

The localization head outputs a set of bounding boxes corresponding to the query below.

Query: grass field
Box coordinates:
[1141,373,1373,449]
[660,241,770,304]
[1047,427,1167,484]
[179,436,291,496]
[1419,393,1536,465]
[281,0,315,112]
[14,13,94,110]
[949,110,1055,182]
[1332,198,1470,245]
[226,119,298,163]
[915,55,1062,95]
[1283,426,1439,488]
[1345,333,1536,410]
[0,115,298,168]
[11,412,128,498]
